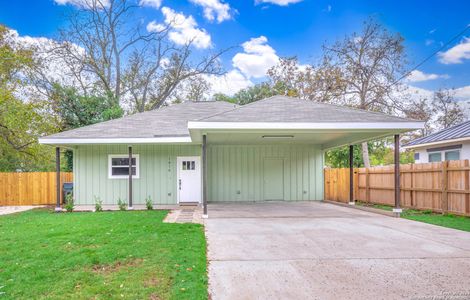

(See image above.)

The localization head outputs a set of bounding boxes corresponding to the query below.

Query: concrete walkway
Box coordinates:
[0,206,43,216]
[205,202,470,300]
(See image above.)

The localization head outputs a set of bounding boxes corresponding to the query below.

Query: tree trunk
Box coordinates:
[361,142,370,168]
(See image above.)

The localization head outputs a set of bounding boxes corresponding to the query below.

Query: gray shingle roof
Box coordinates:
[406,120,470,147]
[198,96,417,123]
[41,96,420,141]
[41,101,236,139]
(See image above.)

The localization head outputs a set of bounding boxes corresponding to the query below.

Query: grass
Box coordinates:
[356,201,470,232]
[0,209,207,300]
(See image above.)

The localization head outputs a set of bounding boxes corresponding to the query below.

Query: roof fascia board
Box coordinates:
[188,121,424,130]
[38,137,193,145]
[403,136,470,150]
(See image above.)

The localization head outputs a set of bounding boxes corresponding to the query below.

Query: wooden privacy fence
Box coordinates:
[0,172,73,206]
[325,159,470,217]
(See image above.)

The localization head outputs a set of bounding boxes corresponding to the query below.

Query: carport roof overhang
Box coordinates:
[188,121,424,150]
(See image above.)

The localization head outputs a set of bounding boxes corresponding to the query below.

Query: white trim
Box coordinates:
[188,121,424,130]
[403,136,470,149]
[108,154,140,179]
[39,137,192,145]
[176,156,202,204]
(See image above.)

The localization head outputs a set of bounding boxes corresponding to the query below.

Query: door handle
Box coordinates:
[179,179,182,190]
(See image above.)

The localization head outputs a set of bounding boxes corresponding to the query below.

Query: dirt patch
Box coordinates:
[92,258,143,274]
[148,293,161,300]
[144,277,160,288]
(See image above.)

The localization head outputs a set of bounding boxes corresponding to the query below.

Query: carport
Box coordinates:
[188,96,423,217]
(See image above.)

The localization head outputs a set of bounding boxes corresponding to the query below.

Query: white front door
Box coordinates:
[177,156,202,203]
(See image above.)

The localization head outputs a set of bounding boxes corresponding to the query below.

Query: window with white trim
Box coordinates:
[445,150,460,161]
[108,154,139,179]
[428,152,442,162]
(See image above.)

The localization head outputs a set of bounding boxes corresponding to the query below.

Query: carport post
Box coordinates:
[202,134,208,218]
[349,145,355,205]
[128,145,133,210]
[55,147,61,212]
[393,134,402,216]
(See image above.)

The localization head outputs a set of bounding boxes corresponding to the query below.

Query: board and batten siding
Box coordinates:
[73,144,201,205]
[73,144,324,205]
[207,145,324,202]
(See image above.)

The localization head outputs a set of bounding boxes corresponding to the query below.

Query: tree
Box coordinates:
[320,19,407,167]
[213,82,285,105]
[0,25,57,171]
[432,89,465,130]
[267,56,345,103]
[400,97,434,143]
[54,0,226,112]
[50,85,124,170]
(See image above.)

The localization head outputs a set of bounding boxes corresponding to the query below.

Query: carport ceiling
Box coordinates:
[202,130,403,149]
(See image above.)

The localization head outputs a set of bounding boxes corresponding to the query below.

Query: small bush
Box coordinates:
[145,196,153,210]
[64,193,74,212]
[94,196,103,212]
[117,198,126,211]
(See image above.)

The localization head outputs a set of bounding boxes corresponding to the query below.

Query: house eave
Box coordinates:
[403,136,470,150]
[187,121,425,130]
[38,136,193,145]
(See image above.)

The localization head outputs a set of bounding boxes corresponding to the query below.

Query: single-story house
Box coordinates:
[403,121,470,163]
[39,96,423,215]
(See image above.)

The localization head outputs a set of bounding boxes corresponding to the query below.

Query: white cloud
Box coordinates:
[406,70,449,82]
[455,85,470,101]
[206,70,253,96]
[232,36,279,78]
[146,21,166,32]
[255,0,303,6]
[438,37,470,64]
[147,7,212,49]
[189,0,231,23]
[54,0,110,8]
[139,0,162,9]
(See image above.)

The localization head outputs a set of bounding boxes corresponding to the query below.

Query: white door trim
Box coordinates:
[176,156,202,204]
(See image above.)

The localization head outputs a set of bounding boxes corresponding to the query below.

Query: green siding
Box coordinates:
[73,144,324,205]
[73,145,201,205]
[207,145,323,202]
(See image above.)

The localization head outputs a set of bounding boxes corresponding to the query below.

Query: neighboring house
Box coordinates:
[403,121,470,163]
[39,96,422,211]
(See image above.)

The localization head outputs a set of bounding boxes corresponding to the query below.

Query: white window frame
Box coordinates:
[108,154,140,179]
[428,151,442,163]
[444,149,461,161]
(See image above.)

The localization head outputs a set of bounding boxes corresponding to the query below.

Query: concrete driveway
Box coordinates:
[205,201,470,300]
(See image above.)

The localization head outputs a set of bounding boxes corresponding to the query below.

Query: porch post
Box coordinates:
[202,134,208,218]
[55,147,61,212]
[128,145,133,210]
[349,144,355,205]
[393,134,402,216]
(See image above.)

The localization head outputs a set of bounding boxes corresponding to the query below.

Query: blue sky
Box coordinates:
[1,0,470,97]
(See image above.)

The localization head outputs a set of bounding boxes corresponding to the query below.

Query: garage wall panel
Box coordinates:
[207,144,323,202]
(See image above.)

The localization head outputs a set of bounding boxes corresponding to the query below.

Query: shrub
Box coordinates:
[117,198,126,211]
[64,193,74,212]
[145,196,153,210]
[94,196,103,212]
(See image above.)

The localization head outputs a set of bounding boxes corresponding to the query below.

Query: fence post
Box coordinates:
[465,160,469,215]
[441,160,449,214]
[365,168,370,203]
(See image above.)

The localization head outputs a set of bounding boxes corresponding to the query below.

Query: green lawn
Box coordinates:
[0,209,207,300]
[356,201,470,232]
